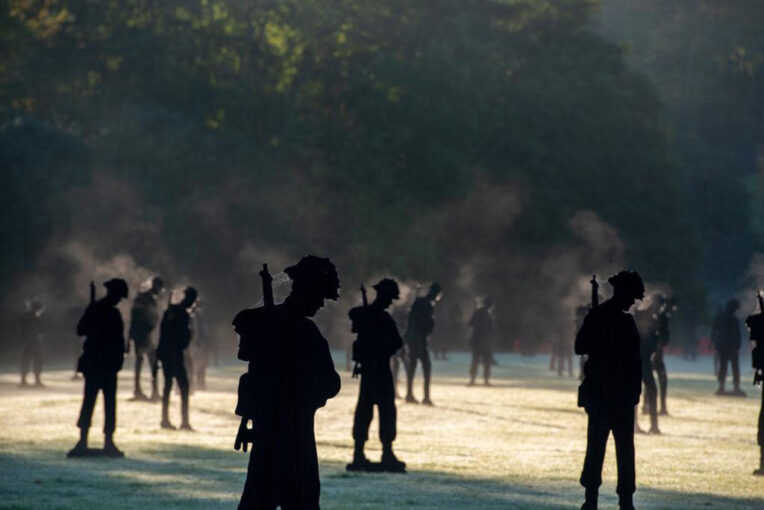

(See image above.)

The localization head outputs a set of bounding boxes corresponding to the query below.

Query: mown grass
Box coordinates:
[0,353,761,509]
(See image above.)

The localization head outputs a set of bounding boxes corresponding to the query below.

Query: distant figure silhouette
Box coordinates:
[157,286,197,430]
[633,295,662,435]
[576,271,644,510]
[712,299,746,397]
[20,300,45,387]
[68,279,128,458]
[575,303,590,380]
[651,296,675,415]
[746,293,764,475]
[467,296,495,386]
[347,279,406,473]
[234,256,341,509]
[189,298,212,390]
[404,283,441,405]
[127,276,164,401]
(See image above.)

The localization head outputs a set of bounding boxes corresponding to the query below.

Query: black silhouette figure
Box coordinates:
[68,279,128,458]
[404,283,441,405]
[189,298,211,390]
[390,302,409,399]
[233,256,341,509]
[633,295,662,435]
[157,286,197,430]
[746,292,764,475]
[127,276,164,401]
[712,299,746,397]
[467,296,495,386]
[575,304,590,380]
[20,300,45,387]
[346,279,406,473]
[650,296,676,416]
[576,271,644,510]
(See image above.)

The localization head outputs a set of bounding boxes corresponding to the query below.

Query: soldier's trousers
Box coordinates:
[470,350,491,382]
[134,343,158,396]
[353,389,397,443]
[405,349,431,399]
[581,407,635,497]
[642,362,658,429]
[653,350,668,411]
[162,365,189,423]
[77,372,117,434]
[20,339,42,381]
[718,352,740,387]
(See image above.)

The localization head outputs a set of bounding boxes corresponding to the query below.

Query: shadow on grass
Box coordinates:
[1,445,762,510]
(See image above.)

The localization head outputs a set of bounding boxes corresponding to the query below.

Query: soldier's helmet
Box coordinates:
[608,271,644,300]
[151,276,164,291]
[373,278,400,300]
[426,282,442,299]
[183,286,198,304]
[104,278,129,299]
[284,255,340,300]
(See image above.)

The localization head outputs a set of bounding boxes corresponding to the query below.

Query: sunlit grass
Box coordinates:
[0,353,761,509]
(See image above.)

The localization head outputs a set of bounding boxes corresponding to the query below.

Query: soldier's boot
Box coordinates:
[346,441,372,471]
[618,494,635,510]
[648,413,661,435]
[103,433,124,458]
[34,373,44,387]
[179,401,193,431]
[380,442,406,473]
[405,394,419,404]
[715,382,726,396]
[161,405,176,430]
[731,384,746,397]
[659,393,669,416]
[67,428,89,457]
[422,384,433,406]
[754,447,764,476]
[580,488,597,510]
[150,377,160,401]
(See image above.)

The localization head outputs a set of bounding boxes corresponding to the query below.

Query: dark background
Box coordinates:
[1,0,762,359]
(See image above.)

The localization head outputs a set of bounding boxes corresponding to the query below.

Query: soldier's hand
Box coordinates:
[234,418,254,452]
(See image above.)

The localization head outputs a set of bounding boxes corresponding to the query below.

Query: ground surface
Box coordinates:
[0,353,762,509]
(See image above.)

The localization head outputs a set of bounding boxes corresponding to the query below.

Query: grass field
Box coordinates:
[0,352,762,509]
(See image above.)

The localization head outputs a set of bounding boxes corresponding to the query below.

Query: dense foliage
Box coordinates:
[1,0,759,350]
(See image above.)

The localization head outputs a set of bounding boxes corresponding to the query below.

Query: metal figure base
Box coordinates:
[346,460,406,473]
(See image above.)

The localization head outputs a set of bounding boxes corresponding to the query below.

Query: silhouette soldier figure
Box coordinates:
[127,276,164,401]
[650,296,676,415]
[68,279,128,458]
[576,271,644,510]
[713,299,746,396]
[634,295,662,435]
[346,279,406,473]
[234,256,341,509]
[189,298,212,390]
[746,292,764,475]
[467,296,495,386]
[404,283,441,405]
[20,300,45,387]
[157,286,197,430]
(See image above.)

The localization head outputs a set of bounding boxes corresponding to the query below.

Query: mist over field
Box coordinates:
[1,0,762,356]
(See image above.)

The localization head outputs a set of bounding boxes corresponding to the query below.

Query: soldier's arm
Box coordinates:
[76,305,93,337]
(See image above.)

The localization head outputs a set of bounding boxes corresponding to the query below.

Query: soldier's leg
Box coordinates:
[757,389,764,475]
[102,373,118,440]
[161,366,175,427]
[76,375,100,447]
[379,395,405,470]
[482,352,491,384]
[731,353,741,390]
[643,366,659,433]
[32,340,42,385]
[134,345,145,397]
[20,342,30,385]
[149,347,160,399]
[422,350,433,404]
[613,408,636,509]
[177,367,191,428]
[717,353,728,393]
[656,357,668,414]
[351,387,374,465]
[469,350,478,384]
[580,413,609,506]
[405,355,417,400]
